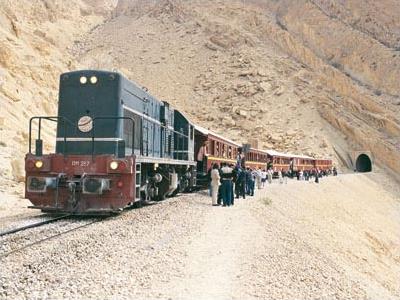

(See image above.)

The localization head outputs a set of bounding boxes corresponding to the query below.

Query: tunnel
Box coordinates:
[355,154,372,172]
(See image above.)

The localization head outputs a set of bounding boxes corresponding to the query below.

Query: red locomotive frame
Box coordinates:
[25,153,136,214]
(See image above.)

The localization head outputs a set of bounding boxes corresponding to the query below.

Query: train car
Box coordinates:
[244,147,268,170]
[25,70,196,214]
[292,154,315,171]
[314,158,333,172]
[265,150,292,172]
[194,125,240,181]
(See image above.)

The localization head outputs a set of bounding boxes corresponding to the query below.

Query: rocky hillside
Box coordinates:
[0,0,116,189]
[0,0,399,190]
[75,0,400,178]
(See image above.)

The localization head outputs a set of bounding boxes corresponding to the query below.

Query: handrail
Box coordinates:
[29,116,75,155]
[91,116,135,158]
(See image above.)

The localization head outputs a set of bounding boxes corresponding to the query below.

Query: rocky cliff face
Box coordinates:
[0,0,399,191]
[0,0,116,188]
[264,0,400,178]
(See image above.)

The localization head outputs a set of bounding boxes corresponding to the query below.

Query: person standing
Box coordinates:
[237,167,246,199]
[249,169,256,196]
[207,167,212,196]
[255,167,262,189]
[267,169,273,184]
[278,169,283,184]
[245,168,252,195]
[196,141,209,174]
[220,163,234,206]
[210,163,220,206]
[230,164,237,206]
[315,169,319,183]
[261,169,267,188]
[283,170,288,184]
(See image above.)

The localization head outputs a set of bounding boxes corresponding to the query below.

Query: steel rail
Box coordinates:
[0,218,107,259]
[0,215,71,238]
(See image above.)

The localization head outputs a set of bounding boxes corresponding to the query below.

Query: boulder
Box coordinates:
[260,81,271,92]
[238,110,247,117]
[257,69,268,77]
[222,116,236,127]
[286,129,297,136]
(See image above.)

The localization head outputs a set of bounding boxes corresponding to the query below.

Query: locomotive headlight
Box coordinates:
[90,76,98,84]
[35,160,43,169]
[110,161,119,170]
[79,76,87,84]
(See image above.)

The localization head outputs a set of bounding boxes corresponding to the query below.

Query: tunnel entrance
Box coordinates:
[355,154,372,172]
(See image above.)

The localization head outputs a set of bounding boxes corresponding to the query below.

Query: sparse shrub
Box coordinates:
[276,19,287,31]
[374,89,382,96]
[0,141,6,147]
[260,197,272,206]
[331,62,341,69]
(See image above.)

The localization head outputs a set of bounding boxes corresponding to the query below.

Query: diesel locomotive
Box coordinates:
[25,70,196,214]
[25,69,332,215]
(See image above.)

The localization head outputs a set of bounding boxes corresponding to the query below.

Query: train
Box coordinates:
[25,70,332,214]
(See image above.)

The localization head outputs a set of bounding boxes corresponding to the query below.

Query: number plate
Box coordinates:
[71,160,90,167]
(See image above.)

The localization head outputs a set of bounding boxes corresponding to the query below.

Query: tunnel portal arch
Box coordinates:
[355,153,372,172]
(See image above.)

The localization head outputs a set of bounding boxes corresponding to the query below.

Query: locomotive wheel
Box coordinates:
[156,193,166,201]
[131,201,143,209]
[171,184,180,197]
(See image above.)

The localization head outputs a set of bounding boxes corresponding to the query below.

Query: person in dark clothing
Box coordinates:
[220,163,234,206]
[231,164,237,205]
[245,168,252,195]
[315,169,319,183]
[247,168,255,196]
[235,167,246,199]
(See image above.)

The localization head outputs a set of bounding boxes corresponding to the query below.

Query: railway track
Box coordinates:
[0,214,71,237]
[0,216,108,259]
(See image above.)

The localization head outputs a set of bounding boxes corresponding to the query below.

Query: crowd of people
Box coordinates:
[208,163,337,206]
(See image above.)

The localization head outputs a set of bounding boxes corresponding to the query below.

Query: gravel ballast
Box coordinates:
[0,174,399,299]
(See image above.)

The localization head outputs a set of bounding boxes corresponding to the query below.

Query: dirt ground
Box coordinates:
[1,173,399,299]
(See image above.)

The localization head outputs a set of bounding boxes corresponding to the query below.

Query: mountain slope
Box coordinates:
[0,0,399,191]
[75,0,400,178]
